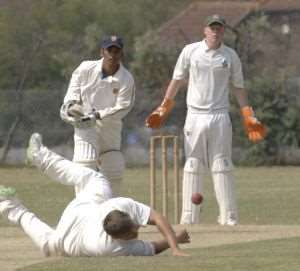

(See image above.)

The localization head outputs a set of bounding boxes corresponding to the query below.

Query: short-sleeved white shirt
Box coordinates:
[64,59,135,121]
[173,40,244,113]
[53,197,154,256]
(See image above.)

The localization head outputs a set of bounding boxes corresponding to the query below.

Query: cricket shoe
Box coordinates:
[0,185,27,224]
[226,212,238,226]
[217,214,238,226]
[226,218,238,226]
[26,133,43,165]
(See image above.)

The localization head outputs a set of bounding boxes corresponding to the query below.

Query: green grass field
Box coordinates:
[21,238,300,271]
[1,166,300,270]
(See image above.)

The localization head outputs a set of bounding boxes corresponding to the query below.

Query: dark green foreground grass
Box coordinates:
[21,237,300,271]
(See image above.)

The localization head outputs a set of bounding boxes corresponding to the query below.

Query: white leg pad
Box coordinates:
[99,151,125,182]
[211,156,238,225]
[73,140,98,170]
[72,140,99,195]
[180,158,205,224]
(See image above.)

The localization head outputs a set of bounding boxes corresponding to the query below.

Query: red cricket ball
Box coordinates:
[191,193,203,205]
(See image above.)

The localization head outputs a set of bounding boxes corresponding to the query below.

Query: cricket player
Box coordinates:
[60,35,135,192]
[0,133,190,257]
[145,15,266,225]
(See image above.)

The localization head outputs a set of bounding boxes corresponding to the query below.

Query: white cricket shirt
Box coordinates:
[173,40,244,113]
[55,197,154,256]
[64,59,135,121]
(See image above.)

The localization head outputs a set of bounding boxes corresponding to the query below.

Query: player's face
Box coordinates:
[102,46,123,65]
[204,23,225,49]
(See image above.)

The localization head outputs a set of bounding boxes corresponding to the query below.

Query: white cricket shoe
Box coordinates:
[26,133,43,165]
[217,214,238,226]
[226,218,238,226]
[226,212,238,226]
[0,185,27,224]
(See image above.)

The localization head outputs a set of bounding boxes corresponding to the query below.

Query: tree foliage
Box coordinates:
[0,1,299,165]
[229,16,300,165]
[0,0,195,160]
[132,14,300,165]
[130,32,185,127]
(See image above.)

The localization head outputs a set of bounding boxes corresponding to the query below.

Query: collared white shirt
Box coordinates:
[173,40,244,113]
[55,197,155,256]
[64,59,135,120]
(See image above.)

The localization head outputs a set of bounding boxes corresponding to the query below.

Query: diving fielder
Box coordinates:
[60,35,135,194]
[0,133,190,257]
[146,15,266,225]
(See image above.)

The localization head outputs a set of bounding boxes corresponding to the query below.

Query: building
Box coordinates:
[156,0,300,75]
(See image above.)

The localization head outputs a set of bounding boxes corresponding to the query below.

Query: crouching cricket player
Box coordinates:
[0,134,190,257]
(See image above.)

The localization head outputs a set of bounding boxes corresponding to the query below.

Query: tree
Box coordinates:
[0,0,197,163]
[131,13,300,165]
[0,0,56,162]
[230,73,300,165]
[229,15,300,165]
[0,0,104,161]
[129,32,187,130]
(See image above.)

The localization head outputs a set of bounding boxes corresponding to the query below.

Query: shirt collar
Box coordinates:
[202,39,224,52]
[98,58,122,81]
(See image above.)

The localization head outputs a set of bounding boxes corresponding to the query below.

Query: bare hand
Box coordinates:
[176,229,190,244]
[172,248,190,257]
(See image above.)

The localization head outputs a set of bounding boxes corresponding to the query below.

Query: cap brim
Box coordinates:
[207,20,226,26]
[102,42,123,49]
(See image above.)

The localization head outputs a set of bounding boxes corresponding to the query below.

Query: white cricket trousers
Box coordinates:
[20,147,112,255]
[181,111,238,224]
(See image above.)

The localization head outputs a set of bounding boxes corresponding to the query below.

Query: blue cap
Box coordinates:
[101,35,124,49]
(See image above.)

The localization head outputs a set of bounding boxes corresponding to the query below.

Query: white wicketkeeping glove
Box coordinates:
[74,112,99,128]
[60,101,79,126]
[60,101,100,128]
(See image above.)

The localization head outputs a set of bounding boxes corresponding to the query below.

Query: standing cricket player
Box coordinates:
[60,35,135,194]
[145,15,266,225]
[0,133,190,257]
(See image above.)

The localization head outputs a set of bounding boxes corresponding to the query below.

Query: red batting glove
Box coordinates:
[145,99,175,129]
[241,106,267,143]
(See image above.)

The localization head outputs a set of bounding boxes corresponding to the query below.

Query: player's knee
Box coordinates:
[99,151,125,181]
[211,156,234,173]
[184,157,206,174]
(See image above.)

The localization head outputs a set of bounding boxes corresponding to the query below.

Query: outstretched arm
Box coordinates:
[145,79,186,129]
[164,79,186,100]
[233,87,248,108]
[148,209,190,256]
[151,229,190,255]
